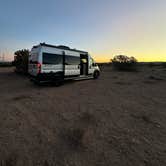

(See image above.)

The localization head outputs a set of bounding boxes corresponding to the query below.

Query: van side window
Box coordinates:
[65,55,80,65]
[43,53,63,64]
[90,58,96,66]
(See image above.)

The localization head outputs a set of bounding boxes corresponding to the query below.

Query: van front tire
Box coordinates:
[93,71,100,79]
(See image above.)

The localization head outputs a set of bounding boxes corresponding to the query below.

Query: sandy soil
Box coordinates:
[0,65,166,166]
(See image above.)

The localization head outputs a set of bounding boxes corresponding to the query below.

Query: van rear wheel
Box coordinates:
[93,71,100,79]
[54,81,63,86]
[34,80,42,86]
[53,78,64,86]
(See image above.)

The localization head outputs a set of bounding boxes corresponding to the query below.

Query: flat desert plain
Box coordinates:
[0,65,166,166]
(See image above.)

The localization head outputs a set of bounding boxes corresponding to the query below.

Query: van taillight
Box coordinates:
[37,63,41,74]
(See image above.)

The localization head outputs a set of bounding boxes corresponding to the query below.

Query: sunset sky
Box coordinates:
[0,0,165,62]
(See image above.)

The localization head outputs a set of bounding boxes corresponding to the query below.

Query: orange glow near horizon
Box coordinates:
[93,52,166,63]
[94,56,166,63]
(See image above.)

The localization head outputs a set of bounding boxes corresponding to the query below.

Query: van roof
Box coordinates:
[33,43,88,54]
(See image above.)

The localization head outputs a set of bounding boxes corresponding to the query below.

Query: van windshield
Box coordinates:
[43,53,63,65]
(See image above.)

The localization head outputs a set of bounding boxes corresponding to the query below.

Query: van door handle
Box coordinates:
[78,65,80,69]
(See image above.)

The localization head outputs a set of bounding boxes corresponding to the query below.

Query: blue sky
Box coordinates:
[0,0,165,61]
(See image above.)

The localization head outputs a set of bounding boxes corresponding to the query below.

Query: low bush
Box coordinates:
[13,49,29,74]
[111,55,138,71]
[162,62,166,68]
[148,62,156,67]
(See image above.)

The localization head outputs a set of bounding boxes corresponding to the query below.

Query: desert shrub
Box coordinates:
[149,75,163,81]
[0,62,13,67]
[162,62,166,68]
[111,55,138,71]
[13,49,29,74]
[148,62,156,68]
[148,62,164,67]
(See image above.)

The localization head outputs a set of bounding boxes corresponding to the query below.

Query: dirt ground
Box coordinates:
[0,65,166,166]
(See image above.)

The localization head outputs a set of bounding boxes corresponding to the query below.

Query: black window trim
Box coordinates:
[42,52,63,65]
[65,55,80,65]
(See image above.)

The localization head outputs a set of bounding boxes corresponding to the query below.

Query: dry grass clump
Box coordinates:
[61,112,97,150]
[65,128,85,149]
[148,76,163,81]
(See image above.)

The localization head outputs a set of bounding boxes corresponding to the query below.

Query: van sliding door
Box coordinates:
[64,55,80,76]
[80,54,88,75]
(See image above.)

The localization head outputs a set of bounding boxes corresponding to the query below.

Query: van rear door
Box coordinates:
[28,53,39,76]
[64,55,80,76]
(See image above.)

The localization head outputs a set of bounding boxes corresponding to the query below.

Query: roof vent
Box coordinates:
[57,45,70,50]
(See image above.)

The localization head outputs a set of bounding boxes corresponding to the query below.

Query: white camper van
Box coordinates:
[28,43,100,84]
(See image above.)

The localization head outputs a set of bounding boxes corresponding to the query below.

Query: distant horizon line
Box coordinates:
[96,61,166,63]
[1,60,166,63]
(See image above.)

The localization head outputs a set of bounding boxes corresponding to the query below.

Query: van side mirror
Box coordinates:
[92,63,96,66]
